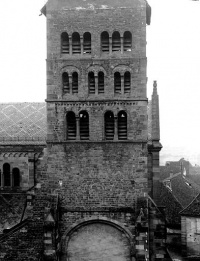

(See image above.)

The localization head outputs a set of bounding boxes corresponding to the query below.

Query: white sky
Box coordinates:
[0,0,200,165]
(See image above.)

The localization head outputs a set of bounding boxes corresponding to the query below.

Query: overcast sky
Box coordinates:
[0,0,200,165]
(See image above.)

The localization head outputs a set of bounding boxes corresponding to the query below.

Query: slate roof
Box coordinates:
[163,173,200,208]
[0,103,46,145]
[180,193,200,217]
[0,194,26,234]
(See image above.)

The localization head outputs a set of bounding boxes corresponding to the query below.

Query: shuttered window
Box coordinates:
[88,72,95,94]
[72,72,78,94]
[101,31,109,53]
[83,32,91,54]
[118,111,127,140]
[105,111,114,140]
[124,71,131,93]
[62,72,70,93]
[80,111,89,140]
[72,32,81,54]
[123,31,132,52]
[98,72,104,94]
[114,72,121,94]
[112,31,121,52]
[67,112,76,140]
[61,32,69,54]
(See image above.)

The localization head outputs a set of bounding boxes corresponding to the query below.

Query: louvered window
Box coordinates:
[72,32,81,54]
[101,31,109,53]
[72,72,78,94]
[61,32,69,54]
[13,168,20,187]
[105,111,114,140]
[98,71,104,94]
[80,111,89,140]
[83,32,91,54]
[62,72,70,93]
[88,72,95,94]
[67,112,76,140]
[118,111,127,140]
[123,31,132,52]
[124,71,131,93]
[114,72,121,94]
[112,31,121,52]
[3,163,10,186]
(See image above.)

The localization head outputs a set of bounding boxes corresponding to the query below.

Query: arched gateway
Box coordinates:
[61,219,134,261]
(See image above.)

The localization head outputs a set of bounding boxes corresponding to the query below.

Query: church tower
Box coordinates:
[41,0,152,260]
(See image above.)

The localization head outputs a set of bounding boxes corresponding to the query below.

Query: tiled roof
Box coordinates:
[180,193,200,216]
[163,173,200,208]
[0,103,46,145]
[0,194,26,234]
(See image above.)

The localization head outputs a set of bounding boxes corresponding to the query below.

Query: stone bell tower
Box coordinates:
[41,0,152,260]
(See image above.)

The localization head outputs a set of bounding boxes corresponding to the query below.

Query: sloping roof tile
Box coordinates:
[180,193,200,216]
[0,103,46,144]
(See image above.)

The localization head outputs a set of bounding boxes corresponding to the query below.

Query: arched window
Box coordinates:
[72,32,81,54]
[98,71,104,94]
[123,31,132,52]
[112,31,121,52]
[13,168,20,187]
[66,112,76,140]
[79,111,89,140]
[83,32,91,54]
[101,31,109,53]
[118,111,127,140]
[114,72,121,94]
[88,72,95,94]
[3,163,11,186]
[72,72,78,94]
[61,32,69,54]
[124,71,131,93]
[104,111,114,140]
[62,72,70,93]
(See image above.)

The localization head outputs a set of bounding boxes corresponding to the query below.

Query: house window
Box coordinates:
[79,111,89,140]
[66,112,76,140]
[13,168,20,187]
[112,31,121,52]
[124,71,131,93]
[83,32,91,54]
[62,72,70,93]
[118,111,127,140]
[123,31,132,52]
[72,72,78,94]
[72,32,81,54]
[3,163,11,186]
[88,72,95,94]
[101,31,109,53]
[114,72,121,94]
[61,32,69,54]
[105,111,114,140]
[98,71,104,94]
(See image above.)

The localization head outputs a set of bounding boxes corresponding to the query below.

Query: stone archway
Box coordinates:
[63,220,132,261]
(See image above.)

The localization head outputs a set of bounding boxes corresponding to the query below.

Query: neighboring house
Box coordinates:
[180,193,200,258]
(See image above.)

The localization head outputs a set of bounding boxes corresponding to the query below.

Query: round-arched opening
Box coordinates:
[88,72,95,94]
[104,111,114,140]
[3,163,11,186]
[13,168,20,187]
[79,111,89,140]
[61,32,69,54]
[83,32,91,54]
[114,72,121,94]
[118,111,127,140]
[72,32,81,54]
[124,71,131,93]
[123,31,132,52]
[66,111,76,140]
[64,221,131,261]
[112,31,121,52]
[101,31,109,53]
[62,72,69,93]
